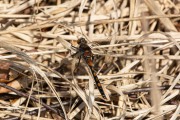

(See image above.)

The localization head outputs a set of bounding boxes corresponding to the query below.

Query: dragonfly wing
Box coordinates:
[56,36,77,53]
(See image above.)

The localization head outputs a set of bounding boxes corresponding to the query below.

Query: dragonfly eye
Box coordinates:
[77,38,87,44]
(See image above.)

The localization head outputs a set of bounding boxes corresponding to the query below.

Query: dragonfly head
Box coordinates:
[77,38,87,44]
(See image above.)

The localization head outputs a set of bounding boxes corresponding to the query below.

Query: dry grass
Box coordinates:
[0,0,179,120]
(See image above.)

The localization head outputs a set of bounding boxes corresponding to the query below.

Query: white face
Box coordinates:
[78,38,87,44]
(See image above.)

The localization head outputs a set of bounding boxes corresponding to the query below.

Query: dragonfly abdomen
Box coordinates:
[89,66,106,99]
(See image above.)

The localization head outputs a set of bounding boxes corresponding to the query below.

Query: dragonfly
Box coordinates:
[57,37,107,99]
[75,38,107,99]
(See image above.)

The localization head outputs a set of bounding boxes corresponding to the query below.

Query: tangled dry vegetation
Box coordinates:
[0,0,179,120]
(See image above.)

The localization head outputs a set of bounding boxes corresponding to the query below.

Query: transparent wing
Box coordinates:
[56,36,77,54]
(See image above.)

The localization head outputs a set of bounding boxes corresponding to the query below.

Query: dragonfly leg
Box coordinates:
[71,45,78,50]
